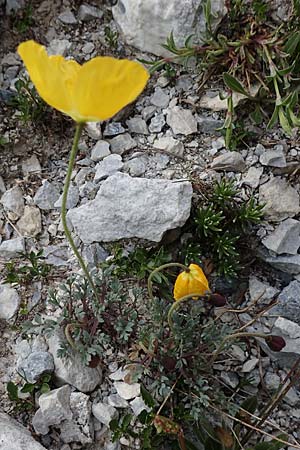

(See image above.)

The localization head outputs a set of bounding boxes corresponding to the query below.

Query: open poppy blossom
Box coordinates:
[173,263,210,301]
[17,40,149,123]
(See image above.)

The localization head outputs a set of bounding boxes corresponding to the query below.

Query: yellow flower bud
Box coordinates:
[173,263,210,301]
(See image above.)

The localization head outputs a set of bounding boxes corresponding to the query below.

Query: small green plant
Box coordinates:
[104,26,119,50]
[9,76,46,122]
[7,373,52,411]
[4,249,50,285]
[13,3,34,33]
[0,136,8,147]
[142,0,300,147]
[182,179,264,278]
[102,245,172,284]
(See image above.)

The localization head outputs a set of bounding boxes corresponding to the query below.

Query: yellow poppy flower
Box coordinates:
[173,264,210,301]
[17,40,149,123]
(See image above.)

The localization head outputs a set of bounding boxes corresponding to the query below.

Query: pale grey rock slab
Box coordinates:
[262,219,300,255]
[112,0,226,57]
[68,172,192,243]
[126,116,148,134]
[94,154,124,181]
[259,177,300,221]
[114,381,140,400]
[54,183,79,209]
[0,237,25,258]
[241,357,259,372]
[0,412,46,450]
[104,122,125,137]
[34,180,60,210]
[123,156,147,177]
[1,185,24,217]
[0,284,20,320]
[130,397,150,416]
[259,145,287,167]
[107,394,129,408]
[153,136,184,157]
[58,9,77,24]
[91,140,111,162]
[39,385,72,426]
[211,151,246,172]
[17,351,54,383]
[59,392,94,444]
[47,332,102,392]
[248,276,279,302]
[150,87,169,108]
[92,402,118,426]
[242,166,263,189]
[148,113,165,133]
[78,3,103,21]
[109,133,136,155]
[265,254,300,274]
[22,155,41,175]
[32,408,50,435]
[48,39,71,56]
[272,281,300,323]
[16,205,42,237]
[166,106,197,135]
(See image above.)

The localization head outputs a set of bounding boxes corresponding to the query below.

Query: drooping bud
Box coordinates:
[209,293,227,307]
[265,335,286,352]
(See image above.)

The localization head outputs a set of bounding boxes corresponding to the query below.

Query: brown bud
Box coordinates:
[209,293,227,307]
[265,335,286,352]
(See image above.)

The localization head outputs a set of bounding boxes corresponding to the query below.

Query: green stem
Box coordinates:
[210,331,270,366]
[61,122,98,299]
[147,263,189,301]
[167,293,208,331]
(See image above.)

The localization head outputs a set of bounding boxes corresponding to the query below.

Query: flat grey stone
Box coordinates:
[54,183,79,210]
[264,372,281,391]
[242,166,263,189]
[104,122,125,136]
[259,145,286,167]
[0,175,6,193]
[16,205,42,237]
[34,181,60,210]
[114,381,140,400]
[130,397,150,416]
[211,151,246,172]
[1,185,24,217]
[148,113,166,133]
[272,281,300,323]
[0,237,25,258]
[39,385,72,426]
[262,219,300,254]
[126,116,148,134]
[150,87,169,108]
[248,276,279,302]
[259,177,300,221]
[22,155,41,175]
[123,156,147,177]
[32,408,50,435]
[68,172,192,243]
[166,106,197,135]
[242,357,259,372]
[153,136,184,157]
[92,402,118,426]
[107,394,129,408]
[0,284,20,320]
[109,133,136,155]
[197,116,223,134]
[94,154,123,181]
[78,3,103,21]
[0,412,46,450]
[17,351,54,383]
[142,105,156,121]
[91,141,111,162]
[59,392,93,445]
[265,254,300,274]
[48,39,71,56]
[47,332,102,392]
[58,9,77,24]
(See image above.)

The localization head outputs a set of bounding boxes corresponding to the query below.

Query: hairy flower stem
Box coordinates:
[147,263,189,301]
[210,331,271,366]
[61,122,98,299]
[167,293,208,331]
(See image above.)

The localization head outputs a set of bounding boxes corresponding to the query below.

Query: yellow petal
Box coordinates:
[17,40,80,117]
[17,40,149,122]
[73,56,149,122]
[173,264,210,301]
